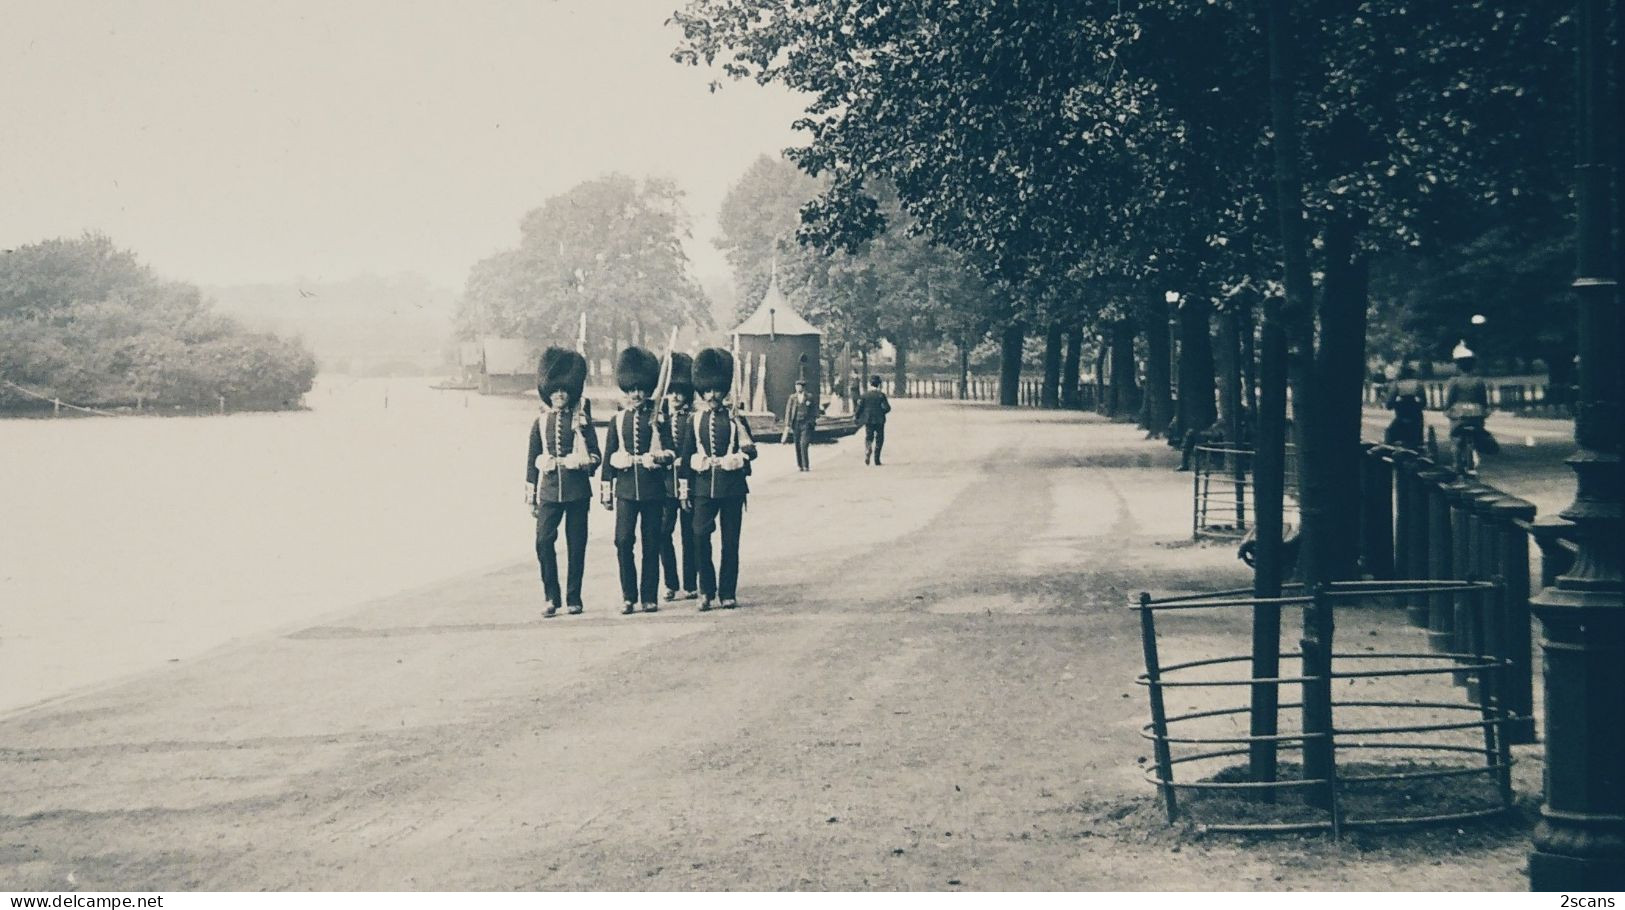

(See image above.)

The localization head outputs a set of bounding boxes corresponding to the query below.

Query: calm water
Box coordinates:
[0,377,544,713]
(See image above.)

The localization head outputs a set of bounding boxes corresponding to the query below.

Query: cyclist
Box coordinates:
[1443,342,1496,476]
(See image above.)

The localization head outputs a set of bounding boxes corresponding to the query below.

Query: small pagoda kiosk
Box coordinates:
[730,269,821,427]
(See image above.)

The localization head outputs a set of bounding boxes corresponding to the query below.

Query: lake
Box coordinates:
[0,377,546,714]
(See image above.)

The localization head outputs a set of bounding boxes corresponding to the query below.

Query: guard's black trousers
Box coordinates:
[536,499,589,607]
[792,425,813,470]
[864,423,886,464]
[614,498,664,605]
[692,495,745,601]
[659,497,697,594]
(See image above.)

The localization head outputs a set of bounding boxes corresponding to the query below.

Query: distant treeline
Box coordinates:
[0,234,316,413]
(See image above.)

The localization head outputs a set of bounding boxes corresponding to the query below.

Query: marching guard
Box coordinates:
[600,346,673,614]
[525,347,600,617]
[677,347,758,611]
[656,351,700,602]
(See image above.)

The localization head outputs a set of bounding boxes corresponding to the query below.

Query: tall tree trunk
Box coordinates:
[1259,0,1323,793]
[957,340,971,400]
[892,334,909,397]
[1240,299,1258,426]
[1176,297,1218,439]
[1109,321,1138,417]
[1218,308,1243,437]
[1093,333,1107,413]
[1061,324,1083,409]
[998,322,1024,406]
[1041,322,1064,408]
[1249,291,1291,790]
[1314,211,1370,585]
[1143,295,1174,437]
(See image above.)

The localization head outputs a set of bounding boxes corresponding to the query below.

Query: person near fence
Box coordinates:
[601,346,673,615]
[1384,362,1426,450]
[677,348,758,611]
[1444,342,1499,474]
[781,378,817,472]
[853,374,891,466]
[525,347,600,617]
[656,351,699,603]
[1177,407,1253,473]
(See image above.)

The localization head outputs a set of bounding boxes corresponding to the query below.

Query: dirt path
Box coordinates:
[0,402,1537,890]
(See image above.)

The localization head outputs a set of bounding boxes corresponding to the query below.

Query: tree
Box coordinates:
[714,154,826,321]
[455,175,712,371]
[0,235,315,411]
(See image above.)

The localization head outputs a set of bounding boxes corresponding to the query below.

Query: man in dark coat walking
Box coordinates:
[525,347,600,617]
[853,374,891,465]
[781,378,818,472]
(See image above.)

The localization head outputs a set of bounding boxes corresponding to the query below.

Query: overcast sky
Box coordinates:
[0,0,807,290]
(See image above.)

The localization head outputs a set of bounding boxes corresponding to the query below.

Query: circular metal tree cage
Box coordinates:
[1191,443,1299,541]
[1134,580,1522,835]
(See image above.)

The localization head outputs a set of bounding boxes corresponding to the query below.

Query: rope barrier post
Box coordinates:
[1492,497,1538,744]
[1470,488,1507,701]
[1479,579,1517,809]
[1363,444,1395,579]
[53,397,61,417]
[1136,592,1179,823]
[1391,450,1423,624]
[1392,451,1424,623]
[1446,480,1477,690]
[1421,466,1457,654]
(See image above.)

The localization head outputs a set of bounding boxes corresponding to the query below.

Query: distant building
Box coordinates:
[731,270,821,424]
[479,337,533,395]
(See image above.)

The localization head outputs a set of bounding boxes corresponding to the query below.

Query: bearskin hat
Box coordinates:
[666,351,695,399]
[537,346,588,406]
[692,347,734,396]
[614,346,660,395]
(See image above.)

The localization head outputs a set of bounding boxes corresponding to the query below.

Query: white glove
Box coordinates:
[720,452,747,471]
[534,454,556,472]
[563,450,591,471]
[609,450,634,470]
[689,453,713,472]
[638,452,660,470]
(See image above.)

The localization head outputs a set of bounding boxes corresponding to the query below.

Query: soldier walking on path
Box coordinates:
[853,374,891,466]
[781,378,817,472]
[601,347,673,615]
[677,347,758,611]
[656,351,700,603]
[525,348,600,617]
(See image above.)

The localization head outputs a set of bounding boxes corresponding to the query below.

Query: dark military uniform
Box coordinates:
[602,398,674,609]
[657,395,699,599]
[677,405,758,607]
[526,402,600,613]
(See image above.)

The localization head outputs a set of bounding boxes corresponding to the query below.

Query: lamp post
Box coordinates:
[1527,0,1623,890]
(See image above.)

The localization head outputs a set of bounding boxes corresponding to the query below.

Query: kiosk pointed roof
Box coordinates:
[731,267,821,337]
